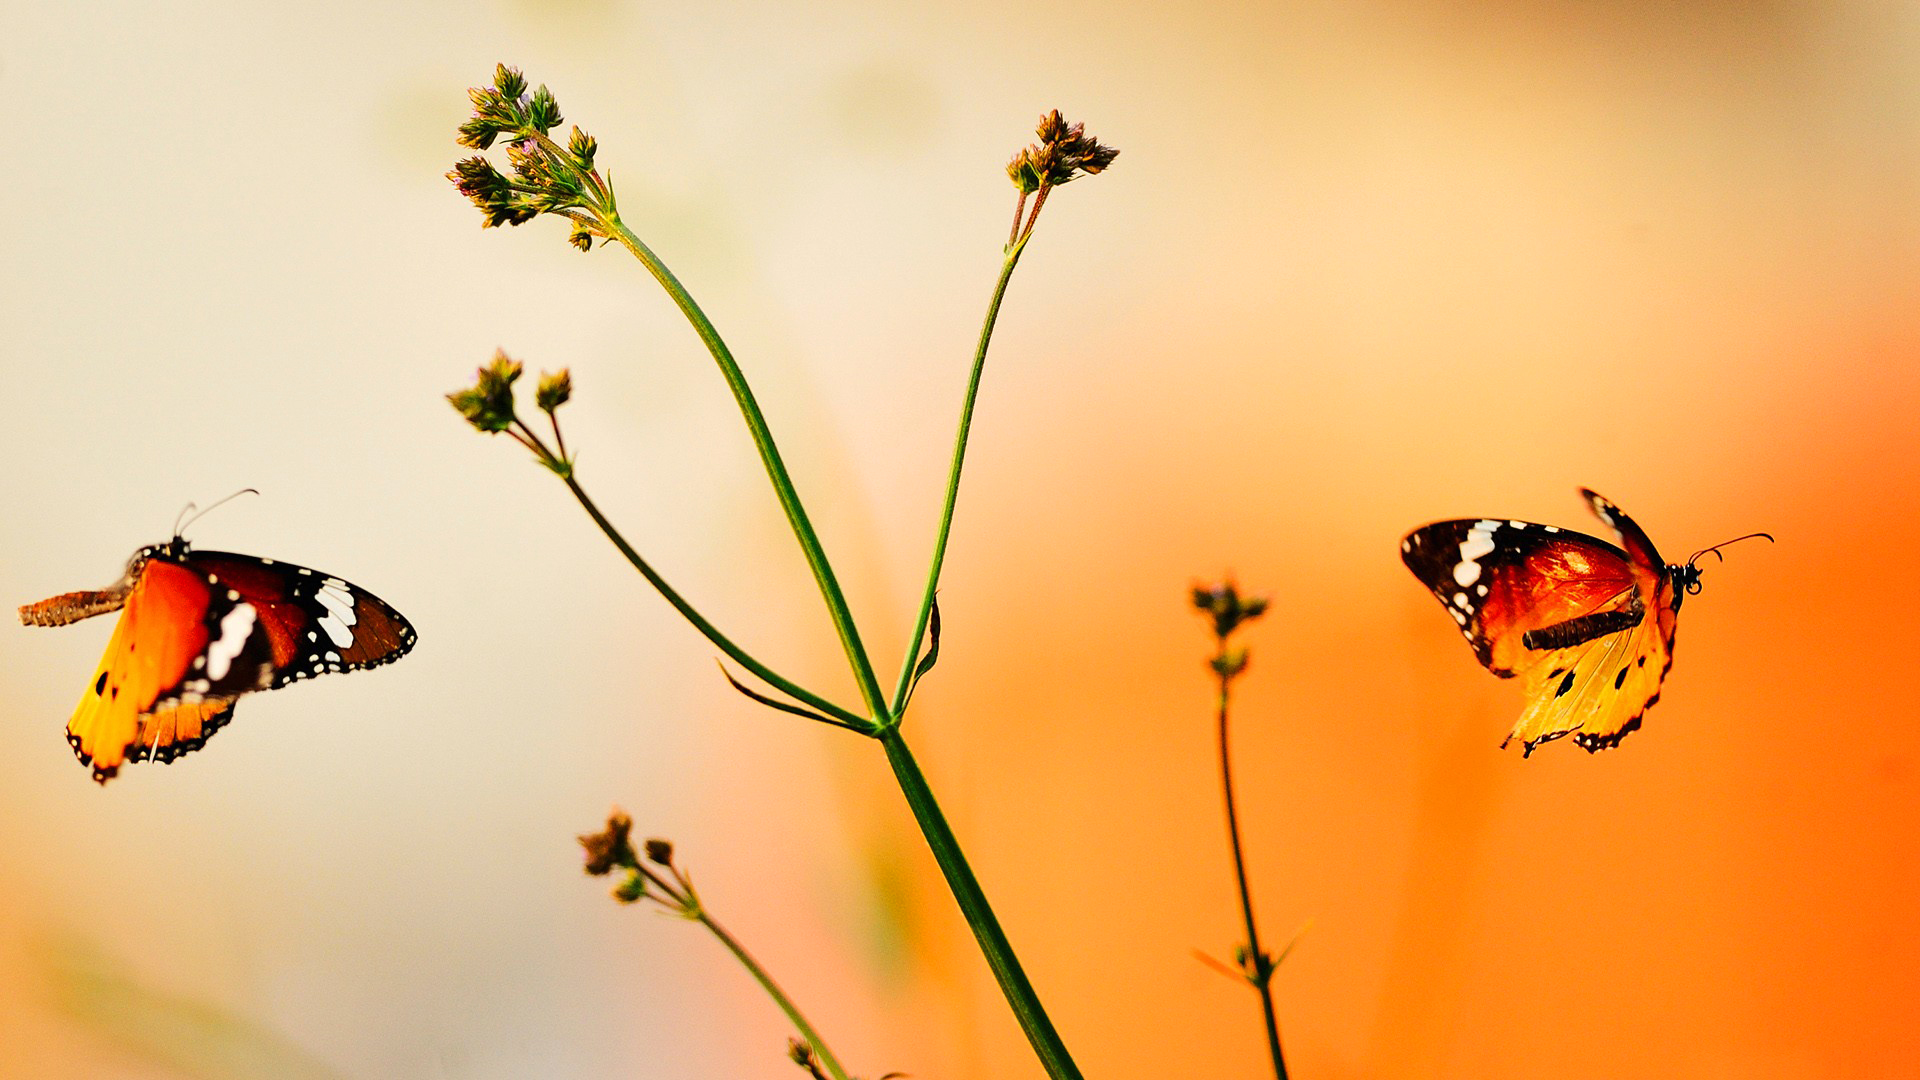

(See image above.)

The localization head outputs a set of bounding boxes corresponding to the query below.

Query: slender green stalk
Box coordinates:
[878,726,1083,1080]
[599,215,891,722]
[1218,669,1287,1080]
[888,239,1028,716]
[561,474,872,732]
[696,906,856,1080]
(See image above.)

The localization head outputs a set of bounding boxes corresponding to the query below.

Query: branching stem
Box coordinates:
[597,212,891,722]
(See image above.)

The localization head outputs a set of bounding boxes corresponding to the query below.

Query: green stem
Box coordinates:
[888,240,1027,716]
[1218,668,1287,1080]
[561,474,872,732]
[878,726,1083,1080]
[698,908,857,1080]
[600,214,891,721]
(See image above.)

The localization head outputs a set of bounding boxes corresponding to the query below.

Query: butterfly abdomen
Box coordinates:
[18,589,130,627]
[1521,607,1643,651]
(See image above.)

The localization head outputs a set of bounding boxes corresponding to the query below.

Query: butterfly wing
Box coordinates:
[183,551,417,685]
[1402,518,1640,678]
[65,558,273,783]
[1508,610,1669,754]
[1402,492,1680,754]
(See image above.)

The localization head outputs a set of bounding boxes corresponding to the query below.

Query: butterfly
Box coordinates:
[19,534,416,783]
[1401,488,1768,756]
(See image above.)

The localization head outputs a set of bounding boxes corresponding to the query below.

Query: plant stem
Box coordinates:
[888,240,1027,716]
[878,725,1083,1080]
[697,906,857,1080]
[560,474,872,732]
[1218,668,1287,1080]
[637,862,856,1080]
[599,214,891,722]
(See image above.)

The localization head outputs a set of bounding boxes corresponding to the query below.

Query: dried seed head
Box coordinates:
[579,809,637,876]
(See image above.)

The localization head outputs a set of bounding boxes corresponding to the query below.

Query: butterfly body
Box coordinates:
[20,538,416,783]
[1402,490,1717,756]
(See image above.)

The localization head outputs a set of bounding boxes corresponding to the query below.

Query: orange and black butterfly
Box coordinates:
[1401,488,1767,756]
[19,534,416,783]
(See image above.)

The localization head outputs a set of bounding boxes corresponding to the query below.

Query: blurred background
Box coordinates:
[2,0,1916,1077]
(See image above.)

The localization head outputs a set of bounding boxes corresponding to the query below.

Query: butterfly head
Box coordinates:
[1677,531,1776,599]
[1670,561,1705,599]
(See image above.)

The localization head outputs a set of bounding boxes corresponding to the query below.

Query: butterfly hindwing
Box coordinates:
[65,557,270,782]
[128,701,239,765]
[1507,610,1670,754]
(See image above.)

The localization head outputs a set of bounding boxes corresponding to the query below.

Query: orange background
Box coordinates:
[2,1,1915,1077]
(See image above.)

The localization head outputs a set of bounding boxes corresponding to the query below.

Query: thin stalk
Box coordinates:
[561,474,872,732]
[878,726,1083,1080]
[599,214,890,721]
[888,240,1028,715]
[698,906,857,1080]
[1218,668,1287,1080]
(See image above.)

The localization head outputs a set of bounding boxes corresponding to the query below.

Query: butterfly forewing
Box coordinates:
[1402,519,1639,678]
[185,552,417,687]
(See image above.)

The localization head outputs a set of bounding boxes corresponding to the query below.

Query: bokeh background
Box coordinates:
[3,1,1916,1077]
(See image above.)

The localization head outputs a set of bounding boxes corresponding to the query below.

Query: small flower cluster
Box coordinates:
[1006,110,1120,194]
[1192,579,1269,679]
[448,350,575,477]
[1004,110,1118,248]
[578,810,694,912]
[449,65,612,251]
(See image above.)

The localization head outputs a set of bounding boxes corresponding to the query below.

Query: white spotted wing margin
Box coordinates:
[1401,497,1676,756]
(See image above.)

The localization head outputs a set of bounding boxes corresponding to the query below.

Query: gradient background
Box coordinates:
[2,1,1916,1077]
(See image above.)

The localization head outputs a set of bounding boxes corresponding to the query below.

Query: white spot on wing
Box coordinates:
[1454,520,1499,587]
[317,612,355,649]
[316,580,358,628]
[205,604,257,681]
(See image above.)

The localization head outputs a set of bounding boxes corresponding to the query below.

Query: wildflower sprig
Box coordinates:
[456,66,1116,1080]
[447,354,873,734]
[447,351,575,478]
[450,65,614,251]
[887,111,1115,726]
[1192,578,1292,1080]
[578,812,863,1080]
[1005,109,1119,248]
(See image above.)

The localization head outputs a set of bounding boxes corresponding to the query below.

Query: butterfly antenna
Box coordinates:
[1686,532,1775,569]
[174,488,261,539]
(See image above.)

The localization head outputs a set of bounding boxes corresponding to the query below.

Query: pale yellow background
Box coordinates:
[2,1,1917,1077]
